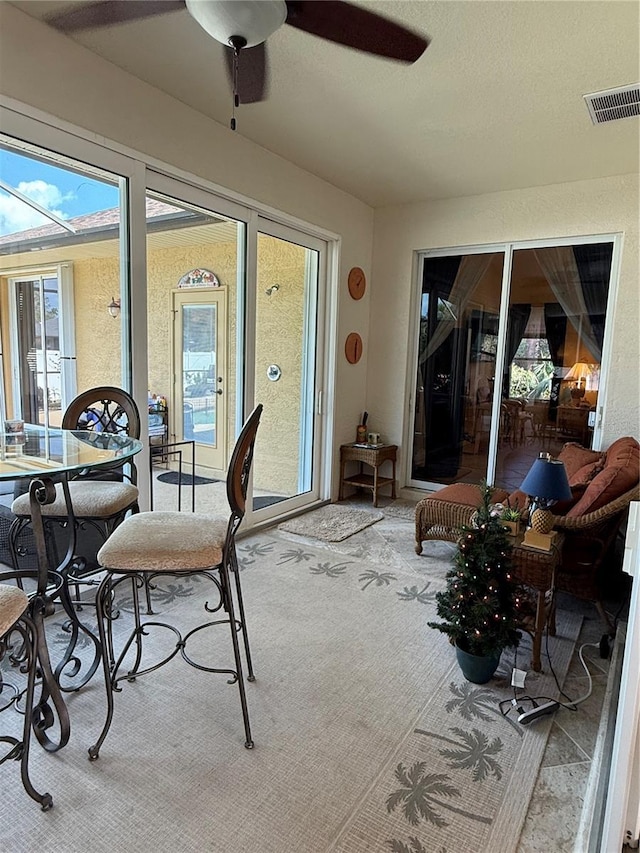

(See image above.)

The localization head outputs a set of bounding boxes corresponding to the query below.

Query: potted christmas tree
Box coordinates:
[428,482,521,683]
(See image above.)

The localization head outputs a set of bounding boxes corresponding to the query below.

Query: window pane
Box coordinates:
[0,137,127,427]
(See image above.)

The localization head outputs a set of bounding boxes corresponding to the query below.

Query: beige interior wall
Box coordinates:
[370,173,640,485]
[0,4,375,497]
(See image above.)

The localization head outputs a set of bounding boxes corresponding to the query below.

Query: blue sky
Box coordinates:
[0,147,119,237]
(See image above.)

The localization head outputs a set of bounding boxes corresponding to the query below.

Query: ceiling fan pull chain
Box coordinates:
[229,36,247,132]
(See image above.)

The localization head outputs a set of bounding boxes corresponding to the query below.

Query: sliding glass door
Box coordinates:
[494,243,613,491]
[410,238,616,492]
[411,250,505,486]
[144,175,326,516]
[249,223,323,514]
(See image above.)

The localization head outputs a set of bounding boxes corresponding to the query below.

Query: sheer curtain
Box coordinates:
[572,243,611,361]
[533,246,601,362]
[543,303,568,419]
[503,303,532,397]
[424,254,493,361]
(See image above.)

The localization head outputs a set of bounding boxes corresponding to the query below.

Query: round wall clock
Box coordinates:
[345,332,363,364]
[347,267,366,300]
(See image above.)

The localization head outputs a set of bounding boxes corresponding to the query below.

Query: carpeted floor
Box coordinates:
[2,516,582,853]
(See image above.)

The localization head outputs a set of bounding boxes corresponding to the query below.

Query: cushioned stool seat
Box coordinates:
[415,482,510,553]
[0,584,28,635]
[97,511,227,571]
[12,482,139,519]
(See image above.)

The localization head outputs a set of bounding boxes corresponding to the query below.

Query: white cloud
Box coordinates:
[0,180,74,237]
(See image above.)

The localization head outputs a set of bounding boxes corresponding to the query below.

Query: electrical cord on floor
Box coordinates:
[499,591,600,722]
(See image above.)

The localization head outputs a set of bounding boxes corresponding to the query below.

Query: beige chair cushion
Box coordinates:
[98,511,228,572]
[12,481,139,519]
[0,584,29,636]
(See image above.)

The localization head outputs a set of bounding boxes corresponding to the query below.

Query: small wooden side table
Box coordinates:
[339,443,397,507]
[511,532,565,672]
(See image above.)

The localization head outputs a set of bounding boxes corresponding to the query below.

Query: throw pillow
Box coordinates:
[568,465,638,517]
[557,442,604,480]
[605,436,640,470]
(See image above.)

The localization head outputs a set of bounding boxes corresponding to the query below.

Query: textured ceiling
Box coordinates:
[10,0,640,208]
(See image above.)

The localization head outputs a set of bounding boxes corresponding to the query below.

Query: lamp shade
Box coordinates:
[565,362,591,384]
[521,457,571,505]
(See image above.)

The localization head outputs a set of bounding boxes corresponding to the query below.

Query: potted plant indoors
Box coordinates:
[499,499,524,537]
[428,482,521,683]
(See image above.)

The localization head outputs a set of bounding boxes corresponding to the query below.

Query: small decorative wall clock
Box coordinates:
[345,332,363,364]
[347,267,366,300]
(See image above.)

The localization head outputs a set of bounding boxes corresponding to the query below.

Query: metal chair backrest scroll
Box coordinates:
[62,386,141,483]
[62,385,141,437]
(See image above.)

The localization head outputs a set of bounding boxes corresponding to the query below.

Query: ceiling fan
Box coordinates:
[45,1,430,128]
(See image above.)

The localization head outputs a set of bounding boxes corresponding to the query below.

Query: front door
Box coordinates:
[172,287,227,472]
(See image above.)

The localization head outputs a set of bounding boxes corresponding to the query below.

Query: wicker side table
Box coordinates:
[339,443,397,507]
[512,532,564,672]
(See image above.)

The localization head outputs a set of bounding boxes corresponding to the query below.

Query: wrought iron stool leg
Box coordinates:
[229,545,255,681]
[88,574,117,761]
[0,614,54,809]
[220,561,254,749]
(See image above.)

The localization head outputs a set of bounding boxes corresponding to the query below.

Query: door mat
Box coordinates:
[279,504,383,541]
[156,471,219,486]
[254,495,287,509]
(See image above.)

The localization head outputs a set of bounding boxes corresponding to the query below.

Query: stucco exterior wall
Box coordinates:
[369,173,640,486]
[73,257,123,390]
[69,235,305,493]
[253,235,307,495]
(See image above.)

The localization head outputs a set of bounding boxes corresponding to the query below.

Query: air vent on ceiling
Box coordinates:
[584,84,640,124]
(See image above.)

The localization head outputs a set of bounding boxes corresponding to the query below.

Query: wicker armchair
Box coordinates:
[552,484,640,628]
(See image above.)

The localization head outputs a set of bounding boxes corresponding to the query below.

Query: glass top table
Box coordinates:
[0,425,142,481]
[0,425,143,765]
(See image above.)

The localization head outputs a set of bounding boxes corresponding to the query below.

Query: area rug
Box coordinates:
[331,609,581,853]
[156,471,219,486]
[381,499,418,521]
[278,503,384,541]
[2,532,580,853]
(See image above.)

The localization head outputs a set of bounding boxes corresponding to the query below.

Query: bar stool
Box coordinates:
[88,404,262,761]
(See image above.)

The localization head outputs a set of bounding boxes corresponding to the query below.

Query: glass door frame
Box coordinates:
[245,215,327,522]
[405,233,623,492]
[5,263,77,426]
[145,172,331,522]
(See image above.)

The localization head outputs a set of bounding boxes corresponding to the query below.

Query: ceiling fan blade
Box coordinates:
[284,0,429,63]
[46,1,186,33]
[224,43,269,104]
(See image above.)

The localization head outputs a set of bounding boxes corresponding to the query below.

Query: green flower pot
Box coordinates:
[455,644,502,684]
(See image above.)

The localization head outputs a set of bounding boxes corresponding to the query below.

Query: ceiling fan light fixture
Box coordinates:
[185,0,287,48]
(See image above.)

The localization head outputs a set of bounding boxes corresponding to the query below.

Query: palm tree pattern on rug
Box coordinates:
[19,530,579,853]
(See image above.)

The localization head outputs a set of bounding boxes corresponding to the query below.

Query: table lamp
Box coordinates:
[520,453,571,535]
[565,361,591,404]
